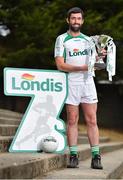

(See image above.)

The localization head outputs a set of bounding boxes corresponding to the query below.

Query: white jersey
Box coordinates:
[54,32,96,84]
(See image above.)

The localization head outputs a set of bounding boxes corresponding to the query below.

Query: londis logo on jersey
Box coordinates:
[12,73,63,92]
[69,48,88,57]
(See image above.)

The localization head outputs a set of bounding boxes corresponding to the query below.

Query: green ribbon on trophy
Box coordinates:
[89,34,116,81]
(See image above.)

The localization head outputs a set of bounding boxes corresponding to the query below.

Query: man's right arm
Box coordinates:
[55,56,88,72]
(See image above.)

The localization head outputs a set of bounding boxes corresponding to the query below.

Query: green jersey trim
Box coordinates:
[63,48,66,60]
[63,32,90,43]
[63,34,73,43]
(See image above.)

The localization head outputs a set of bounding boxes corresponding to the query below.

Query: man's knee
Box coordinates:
[67,112,78,126]
[86,114,97,127]
[88,119,97,127]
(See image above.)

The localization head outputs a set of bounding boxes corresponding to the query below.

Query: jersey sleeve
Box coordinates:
[54,35,64,57]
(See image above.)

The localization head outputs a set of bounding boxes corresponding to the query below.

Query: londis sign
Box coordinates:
[12,75,63,92]
[4,68,68,153]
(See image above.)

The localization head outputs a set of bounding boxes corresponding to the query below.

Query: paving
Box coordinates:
[0,109,23,118]
[0,116,21,125]
[0,142,123,179]
[0,124,18,136]
[0,109,22,152]
[40,148,123,179]
[0,108,123,179]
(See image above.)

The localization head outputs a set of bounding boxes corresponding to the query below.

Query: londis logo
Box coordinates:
[12,73,63,92]
[22,73,35,80]
[69,48,88,57]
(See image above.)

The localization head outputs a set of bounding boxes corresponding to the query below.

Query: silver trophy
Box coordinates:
[91,34,112,70]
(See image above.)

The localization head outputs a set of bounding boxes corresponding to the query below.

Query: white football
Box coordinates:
[41,136,58,153]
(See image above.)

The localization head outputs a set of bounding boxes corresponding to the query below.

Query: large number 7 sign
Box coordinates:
[4,68,68,153]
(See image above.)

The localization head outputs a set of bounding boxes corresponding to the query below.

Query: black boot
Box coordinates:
[91,154,103,169]
[67,154,79,168]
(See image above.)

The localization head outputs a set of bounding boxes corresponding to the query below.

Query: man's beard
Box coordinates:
[69,24,82,32]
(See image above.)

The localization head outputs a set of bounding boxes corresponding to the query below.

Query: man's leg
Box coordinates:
[81,103,99,145]
[66,104,79,168]
[81,103,103,169]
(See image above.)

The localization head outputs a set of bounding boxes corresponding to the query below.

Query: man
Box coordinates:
[54,7,106,169]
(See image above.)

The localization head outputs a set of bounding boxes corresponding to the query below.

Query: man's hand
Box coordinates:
[95,48,107,70]
[96,48,107,62]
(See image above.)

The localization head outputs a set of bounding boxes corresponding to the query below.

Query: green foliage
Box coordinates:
[0,0,123,79]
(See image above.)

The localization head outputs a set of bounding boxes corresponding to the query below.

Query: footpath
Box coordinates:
[0,108,123,179]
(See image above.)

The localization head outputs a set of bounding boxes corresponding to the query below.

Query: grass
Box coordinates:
[78,124,123,142]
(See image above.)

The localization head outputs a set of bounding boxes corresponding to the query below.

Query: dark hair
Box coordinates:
[67,7,84,20]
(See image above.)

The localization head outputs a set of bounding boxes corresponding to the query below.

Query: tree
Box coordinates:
[0,0,123,79]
